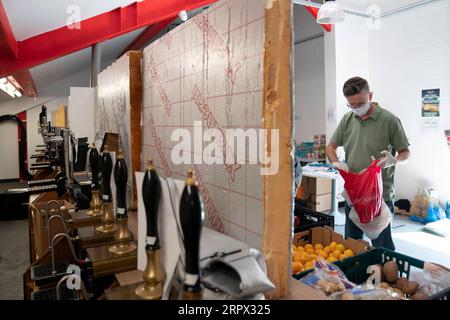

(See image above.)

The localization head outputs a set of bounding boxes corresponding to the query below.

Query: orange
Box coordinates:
[306,248,315,255]
[331,249,341,259]
[336,244,346,253]
[299,255,308,265]
[309,253,318,260]
[323,246,331,254]
[344,249,354,257]
[304,244,313,251]
[317,250,328,259]
[339,253,349,260]
[293,253,302,263]
[297,246,305,252]
[327,256,338,263]
[292,262,302,274]
[329,241,338,250]
[314,243,324,251]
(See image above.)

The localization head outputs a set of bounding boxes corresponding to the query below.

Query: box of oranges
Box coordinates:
[292,226,369,278]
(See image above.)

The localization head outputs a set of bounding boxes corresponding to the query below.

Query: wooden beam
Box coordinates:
[120,17,176,57]
[0,0,218,77]
[263,0,293,299]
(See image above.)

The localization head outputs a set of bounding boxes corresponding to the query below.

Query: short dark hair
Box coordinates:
[343,77,370,97]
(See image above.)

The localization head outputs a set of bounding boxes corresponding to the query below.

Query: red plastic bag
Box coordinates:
[338,160,383,224]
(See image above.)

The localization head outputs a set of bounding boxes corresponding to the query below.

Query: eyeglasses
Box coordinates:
[347,96,369,109]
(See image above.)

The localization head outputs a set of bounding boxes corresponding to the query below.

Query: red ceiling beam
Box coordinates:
[11,69,37,97]
[0,0,18,59]
[0,0,218,77]
[119,16,176,57]
[0,1,35,97]
[304,6,332,32]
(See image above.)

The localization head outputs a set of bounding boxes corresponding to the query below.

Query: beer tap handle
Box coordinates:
[114,150,128,217]
[101,146,113,202]
[142,159,162,250]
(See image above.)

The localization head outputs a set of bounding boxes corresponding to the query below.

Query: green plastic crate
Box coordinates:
[333,248,449,300]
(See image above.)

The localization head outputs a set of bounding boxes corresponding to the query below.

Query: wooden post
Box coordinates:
[128,51,143,210]
[263,0,293,299]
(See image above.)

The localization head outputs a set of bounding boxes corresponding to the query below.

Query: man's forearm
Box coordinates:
[396,149,410,163]
[326,144,340,163]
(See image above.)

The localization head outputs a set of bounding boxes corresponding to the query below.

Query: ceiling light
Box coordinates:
[0,77,23,98]
[178,10,188,22]
[317,0,345,24]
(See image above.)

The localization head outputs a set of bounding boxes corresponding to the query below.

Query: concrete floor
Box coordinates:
[0,219,29,300]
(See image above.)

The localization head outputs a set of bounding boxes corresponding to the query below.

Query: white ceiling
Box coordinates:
[29,27,145,91]
[2,0,141,41]
[337,0,430,15]
[0,0,149,104]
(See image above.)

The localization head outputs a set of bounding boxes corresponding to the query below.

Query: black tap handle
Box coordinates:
[142,159,162,250]
[114,150,128,217]
[180,170,204,292]
[89,144,100,189]
[101,146,113,202]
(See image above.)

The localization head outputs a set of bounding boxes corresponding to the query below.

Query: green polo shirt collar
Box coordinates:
[353,103,382,121]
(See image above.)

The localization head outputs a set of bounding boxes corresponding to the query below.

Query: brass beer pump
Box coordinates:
[108,150,136,255]
[135,159,165,299]
[87,143,101,216]
[180,169,204,300]
[96,145,117,234]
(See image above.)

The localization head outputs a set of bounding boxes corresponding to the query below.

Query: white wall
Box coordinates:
[294,5,326,144]
[0,122,20,180]
[68,87,96,143]
[368,0,450,203]
[0,69,92,178]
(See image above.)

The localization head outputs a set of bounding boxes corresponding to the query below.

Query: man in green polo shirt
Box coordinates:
[326,77,410,250]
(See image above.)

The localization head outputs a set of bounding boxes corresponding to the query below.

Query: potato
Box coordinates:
[341,292,355,300]
[394,277,409,292]
[391,288,404,297]
[403,281,419,295]
[380,282,391,289]
[317,280,333,294]
[411,292,429,300]
[383,261,399,283]
[328,282,340,293]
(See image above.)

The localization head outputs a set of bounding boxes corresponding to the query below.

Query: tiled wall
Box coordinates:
[95,54,133,195]
[142,0,265,248]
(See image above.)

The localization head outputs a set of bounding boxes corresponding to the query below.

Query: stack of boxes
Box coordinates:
[296,176,332,212]
[313,134,326,160]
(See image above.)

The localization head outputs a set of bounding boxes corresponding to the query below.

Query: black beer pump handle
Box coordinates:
[180,170,204,292]
[101,146,113,202]
[114,150,128,217]
[142,159,162,250]
[89,143,100,189]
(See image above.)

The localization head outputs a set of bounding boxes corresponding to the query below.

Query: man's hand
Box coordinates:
[377,150,397,169]
[332,162,349,173]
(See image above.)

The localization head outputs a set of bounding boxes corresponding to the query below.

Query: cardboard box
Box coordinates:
[310,194,332,212]
[299,176,332,199]
[293,226,369,255]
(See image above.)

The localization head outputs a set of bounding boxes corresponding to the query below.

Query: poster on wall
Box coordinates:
[445,130,450,148]
[421,88,440,133]
[421,88,440,117]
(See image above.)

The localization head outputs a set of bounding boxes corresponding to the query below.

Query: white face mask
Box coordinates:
[350,100,371,117]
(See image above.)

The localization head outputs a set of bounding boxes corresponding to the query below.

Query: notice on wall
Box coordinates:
[445,130,450,148]
[421,89,440,117]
